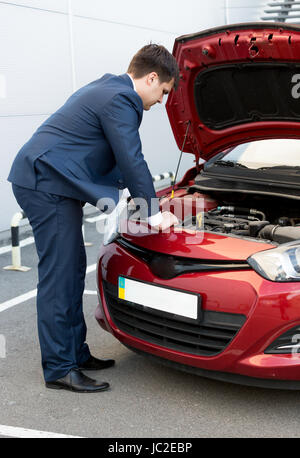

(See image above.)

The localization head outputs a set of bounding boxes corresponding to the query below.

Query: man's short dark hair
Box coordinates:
[127,44,180,90]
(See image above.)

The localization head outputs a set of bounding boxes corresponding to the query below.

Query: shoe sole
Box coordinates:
[78,362,115,371]
[78,366,114,371]
[45,383,110,393]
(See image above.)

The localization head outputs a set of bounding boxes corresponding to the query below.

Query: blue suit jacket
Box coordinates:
[8,73,159,216]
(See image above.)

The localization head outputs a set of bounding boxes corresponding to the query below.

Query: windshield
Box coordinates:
[219,139,300,169]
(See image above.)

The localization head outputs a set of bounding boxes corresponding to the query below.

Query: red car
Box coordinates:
[95,22,300,389]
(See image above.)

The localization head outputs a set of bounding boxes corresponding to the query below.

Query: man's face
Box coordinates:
[140,73,174,111]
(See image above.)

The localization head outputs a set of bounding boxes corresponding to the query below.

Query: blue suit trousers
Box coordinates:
[12,184,91,382]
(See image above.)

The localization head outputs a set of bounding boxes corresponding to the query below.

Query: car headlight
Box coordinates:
[247,241,300,282]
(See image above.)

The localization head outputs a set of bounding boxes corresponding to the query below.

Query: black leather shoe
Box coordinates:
[45,368,110,393]
[79,355,115,371]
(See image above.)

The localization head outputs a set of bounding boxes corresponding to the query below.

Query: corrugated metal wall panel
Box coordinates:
[2,0,68,13]
[72,16,175,89]
[226,0,266,23]
[0,4,73,116]
[1,115,49,232]
[72,0,225,35]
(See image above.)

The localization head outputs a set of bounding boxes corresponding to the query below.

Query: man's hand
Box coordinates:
[152,211,179,231]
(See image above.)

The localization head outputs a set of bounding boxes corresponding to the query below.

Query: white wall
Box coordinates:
[226,0,266,23]
[0,0,266,233]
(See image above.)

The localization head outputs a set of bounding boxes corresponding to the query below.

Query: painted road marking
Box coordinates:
[0,424,83,438]
[0,237,34,255]
[0,289,37,313]
[0,264,97,313]
[86,263,97,274]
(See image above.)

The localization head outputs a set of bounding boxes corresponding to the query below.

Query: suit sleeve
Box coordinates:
[100,93,159,218]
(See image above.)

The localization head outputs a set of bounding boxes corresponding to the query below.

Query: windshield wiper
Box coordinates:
[213,160,248,168]
[257,165,300,173]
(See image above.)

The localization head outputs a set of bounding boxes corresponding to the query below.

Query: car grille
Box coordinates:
[103,280,246,357]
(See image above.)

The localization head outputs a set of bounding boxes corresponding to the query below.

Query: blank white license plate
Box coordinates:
[118,276,199,320]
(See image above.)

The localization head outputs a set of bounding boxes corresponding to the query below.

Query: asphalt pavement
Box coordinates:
[1,209,300,439]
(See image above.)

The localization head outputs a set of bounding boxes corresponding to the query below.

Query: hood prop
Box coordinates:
[171,120,191,199]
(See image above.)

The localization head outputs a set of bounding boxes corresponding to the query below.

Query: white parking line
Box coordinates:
[0,289,37,313]
[0,264,97,313]
[0,424,83,438]
[86,263,97,274]
[0,237,34,255]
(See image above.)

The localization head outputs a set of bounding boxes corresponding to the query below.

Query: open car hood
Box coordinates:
[166,22,300,162]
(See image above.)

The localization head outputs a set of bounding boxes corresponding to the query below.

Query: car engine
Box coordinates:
[161,187,300,244]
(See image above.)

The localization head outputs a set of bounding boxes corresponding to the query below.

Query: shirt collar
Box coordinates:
[126,73,136,92]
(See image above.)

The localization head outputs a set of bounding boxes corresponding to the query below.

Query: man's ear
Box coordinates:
[147,72,159,86]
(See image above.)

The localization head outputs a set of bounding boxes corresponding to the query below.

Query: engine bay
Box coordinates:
[160,185,300,244]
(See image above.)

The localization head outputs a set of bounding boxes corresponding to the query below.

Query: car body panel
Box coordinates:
[120,222,275,261]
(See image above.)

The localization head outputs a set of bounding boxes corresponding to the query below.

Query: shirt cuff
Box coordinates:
[147,211,163,227]
[121,188,131,200]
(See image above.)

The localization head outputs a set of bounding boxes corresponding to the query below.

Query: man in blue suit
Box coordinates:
[8,44,179,392]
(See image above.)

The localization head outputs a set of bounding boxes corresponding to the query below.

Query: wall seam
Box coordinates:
[0,1,179,34]
[68,0,76,92]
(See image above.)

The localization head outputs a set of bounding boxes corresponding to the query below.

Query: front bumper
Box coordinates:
[95,240,300,388]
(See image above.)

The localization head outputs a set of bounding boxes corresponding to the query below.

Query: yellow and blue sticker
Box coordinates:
[118,276,125,300]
